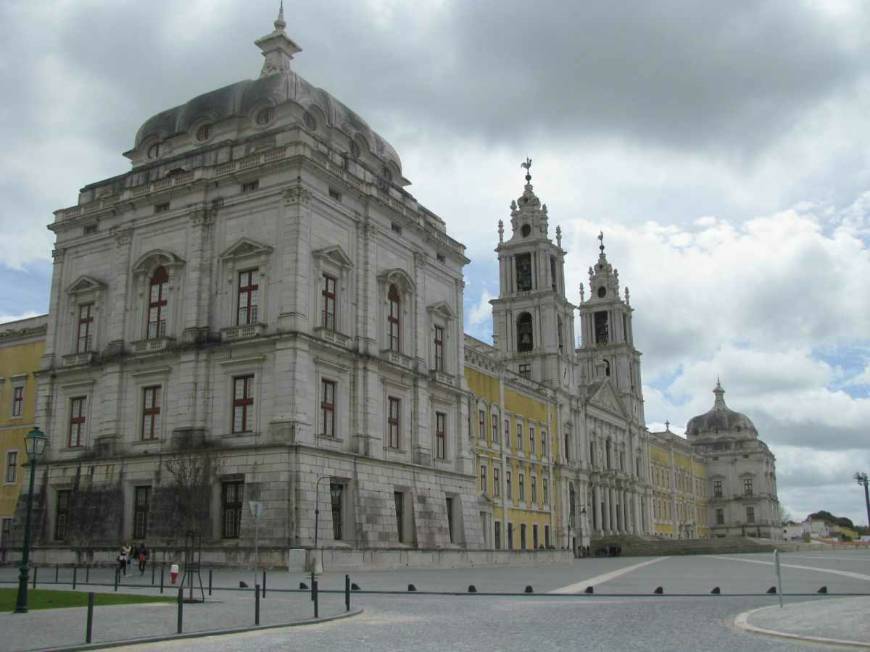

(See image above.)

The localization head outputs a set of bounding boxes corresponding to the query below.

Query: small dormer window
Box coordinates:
[256,107,274,125]
[521,224,531,237]
[196,124,211,142]
[382,166,393,183]
[303,111,317,130]
[147,143,160,159]
[349,140,361,159]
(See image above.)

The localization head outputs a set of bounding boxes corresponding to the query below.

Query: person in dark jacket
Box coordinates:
[136,542,149,575]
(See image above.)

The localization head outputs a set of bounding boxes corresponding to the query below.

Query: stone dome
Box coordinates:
[132,9,402,174]
[686,381,758,438]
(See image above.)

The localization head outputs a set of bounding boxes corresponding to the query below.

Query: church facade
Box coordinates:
[12,9,779,563]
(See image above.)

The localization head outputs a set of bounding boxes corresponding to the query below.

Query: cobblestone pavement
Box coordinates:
[0,550,866,651]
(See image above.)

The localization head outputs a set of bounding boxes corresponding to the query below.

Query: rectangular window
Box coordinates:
[232,375,255,433]
[530,426,536,455]
[388,397,401,449]
[478,409,486,440]
[154,202,170,213]
[542,478,549,505]
[544,524,550,548]
[506,471,512,499]
[541,430,547,458]
[531,475,537,504]
[746,506,755,524]
[133,486,150,539]
[222,481,243,539]
[491,414,498,445]
[743,478,753,496]
[321,380,336,437]
[329,187,342,202]
[480,464,487,494]
[433,325,444,371]
[241,180,259,193]
[5,451,17,483]
[533,523,539,549]
[518,363,531,378]
[493,467,500,497]
[435,411,446,460]
[141,386,161,440]
[715,508,725,525]
[330,482,344,540]
[517,423,523,451]
[388,285,401,351]
[55,490,71,541]
[594,311,609,344]
[321,274,337,330]
[507,522,513,550]
[0,518,11,547]
[68,397,86,448]
[445,496,455,544]
[520,523,527,550]
[394,491,405,543]
[494,521,501,550]
[713,480,723,498]
[11,385,24,417]
[504,419,510,446]
[236,269,259,325]
[77,303,93,353]
[519,473,525,502]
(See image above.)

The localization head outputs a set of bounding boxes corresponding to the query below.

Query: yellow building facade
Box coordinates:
[648,427,709,539]
[0,315,47,552]
[465,336,563,550]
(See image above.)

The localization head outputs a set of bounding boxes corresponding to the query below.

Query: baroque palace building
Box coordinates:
[7,8,779,562]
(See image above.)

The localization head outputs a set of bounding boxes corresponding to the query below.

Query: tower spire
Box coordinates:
[275,1,286,31]
[713,379,727,409]
[255,2,302,78]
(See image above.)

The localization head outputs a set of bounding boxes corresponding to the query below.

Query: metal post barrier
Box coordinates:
[345,574,350,611]
[85,592,95,643]
[262,570,266,598]
[160,564,164,594]
[208,569,213,596]
[177,584,183,634]
[114,567,119,592]
[313,578,319,619]
[55,564,59,584]
[32,566,37,589]
[72,566,77,590]
[774,549,783,608]
[255,584,260,625]
[151,560,155,585]
[85,565,90,584]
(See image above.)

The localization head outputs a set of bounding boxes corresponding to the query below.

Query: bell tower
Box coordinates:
[491,159,576,389]
[576,234,644,423]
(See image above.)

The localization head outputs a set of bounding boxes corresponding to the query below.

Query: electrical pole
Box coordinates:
[855,472,869,530]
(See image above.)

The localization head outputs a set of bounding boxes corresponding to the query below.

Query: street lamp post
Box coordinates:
[15,426,48,614]
[855,472,870,529]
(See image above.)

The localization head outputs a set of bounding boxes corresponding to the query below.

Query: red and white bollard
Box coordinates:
[170,563,179,585]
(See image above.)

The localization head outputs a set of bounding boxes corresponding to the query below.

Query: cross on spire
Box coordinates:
[598,231,605,253]
[521,157,532,183]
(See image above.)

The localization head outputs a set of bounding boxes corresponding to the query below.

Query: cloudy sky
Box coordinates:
[1,0,868,526]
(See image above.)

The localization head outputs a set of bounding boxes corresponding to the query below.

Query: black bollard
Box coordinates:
[468,585,477,593]
[255,584,260,625]
[524,585,534,594]
[208,569,213,596]
[85,592,95,643]
[766,586,777,594]
[177,584,184,634]
[313,579,319,619]
[653,586,664,594]
[262,570,266,598]
[345,575,350,612]
[160,565,164,594]
[817,586,828,594]
[299,582,308,590]
[351,583,361,591]
[151,561,155,585]
[85,565,90,584]
[584,586,594,594]
[408,584,417,592]
[32,566,37,589]
[73,566,77,590]
[55,564,59,584]
[114,568,119,592]
[711,587,721,594]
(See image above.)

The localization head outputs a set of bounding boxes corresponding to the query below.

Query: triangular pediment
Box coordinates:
[66,275,105,295]
[312,244,353,269]
[219,238,273,260]
[427,301,456,320]
[588,380,628,418]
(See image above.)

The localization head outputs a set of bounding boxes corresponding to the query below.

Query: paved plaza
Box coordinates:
[0,550,867,650]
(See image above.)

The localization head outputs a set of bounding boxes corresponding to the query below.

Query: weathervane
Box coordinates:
[521,157,533,182]
[598,231,605,253]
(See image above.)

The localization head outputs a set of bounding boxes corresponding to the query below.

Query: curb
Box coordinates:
[734,606,870,650]
[35,607,364,652]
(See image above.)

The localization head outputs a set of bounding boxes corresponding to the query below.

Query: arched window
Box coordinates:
[517,312,533,352]
[603,359,611,377]
[147,266,169,339]
[388,284,401,352]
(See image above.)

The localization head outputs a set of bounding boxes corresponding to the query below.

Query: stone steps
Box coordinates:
[591,535,779,556]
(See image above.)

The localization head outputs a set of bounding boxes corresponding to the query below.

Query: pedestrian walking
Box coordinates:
[136,542,149,575]
[117,545,127,576]
[123,542,132,570]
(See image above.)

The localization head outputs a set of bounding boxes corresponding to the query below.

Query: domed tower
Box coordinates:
[490,160,576,389]
[688,381,781,539]
[576,234,644,425]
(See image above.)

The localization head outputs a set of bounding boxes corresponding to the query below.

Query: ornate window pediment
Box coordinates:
[312,244,353,269]
[133,249,185,276]
[377,268,415,293]
[66,275,106,296]
[427,301,455,320]
[219,238,273,261]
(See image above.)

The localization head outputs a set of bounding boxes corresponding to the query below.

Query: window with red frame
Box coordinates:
[435,411,446,460]
[321,274,336,330]
[237,270,259,325]
[68,397,86,447]
[11,386,24,417]
[147,266,168,339]
[433,325,444,371]
[388,397,400,449]
[141,386,161,440]
[388,284,400,351]
[321,379,336,437]
[232,376,254,433]
[77,303,93,353]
